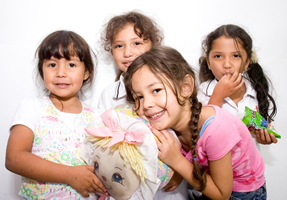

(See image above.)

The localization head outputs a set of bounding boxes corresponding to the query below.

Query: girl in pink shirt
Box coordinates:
[124,46,266,199]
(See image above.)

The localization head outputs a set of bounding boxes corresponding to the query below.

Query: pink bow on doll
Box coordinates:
[85,110,145,147]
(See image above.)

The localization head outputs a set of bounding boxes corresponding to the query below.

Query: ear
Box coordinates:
[206,58,211,70]
[181,74,194,98]
[84,70,90,81]
[244,58,250,70]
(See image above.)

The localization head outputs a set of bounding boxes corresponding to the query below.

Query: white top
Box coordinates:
[11,97,101,131]
[98,75,128,113]
[197,77,258,120]
[11,96,100,199]
[197,77,260,149]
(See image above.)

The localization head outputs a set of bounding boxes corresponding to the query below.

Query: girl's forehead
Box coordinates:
[211,36,245,52]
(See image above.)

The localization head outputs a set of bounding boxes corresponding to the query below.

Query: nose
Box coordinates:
[142,96,153,110]
[223,57,232,69]
[123,46,134,58]
[102,176,107,181]
[56,65,67,78]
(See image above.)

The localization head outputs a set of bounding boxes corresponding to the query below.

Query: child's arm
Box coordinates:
[208,71,244,107]
[152,128,233,200]
[162,171,183,192]
[5,125,107,197]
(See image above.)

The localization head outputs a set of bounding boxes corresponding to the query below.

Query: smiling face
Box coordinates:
[111,24,152,72]
[92,146,140,200]
[131,65,191,131]
[207,36,250,81]
[43,56,89,100]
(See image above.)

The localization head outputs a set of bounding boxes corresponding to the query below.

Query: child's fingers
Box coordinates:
[151,127,166,142]
[79,190,90,198]
[233,79,244,90]
[93,176,107,194]
[86,165,95,172]
[256,129,276,144]
[270,133,278,144]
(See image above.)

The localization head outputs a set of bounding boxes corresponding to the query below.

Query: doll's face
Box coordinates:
[92,146,140,200]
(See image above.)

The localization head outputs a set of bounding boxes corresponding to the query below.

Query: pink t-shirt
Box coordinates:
[181,105,265,192]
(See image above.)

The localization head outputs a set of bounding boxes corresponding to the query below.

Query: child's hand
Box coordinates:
[66,165,107,197]
[255,129,278,144]
[214,71,244,99]
[163,171,183,192]
[152,127,182,167]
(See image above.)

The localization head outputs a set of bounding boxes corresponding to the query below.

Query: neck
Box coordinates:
[229,83,246,106]
[49,94,82,114]
[173,106,193,150]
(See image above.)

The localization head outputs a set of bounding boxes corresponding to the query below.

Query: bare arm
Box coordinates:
[5,125,106,197]
[209,72,244,107]
[153,128,233,200]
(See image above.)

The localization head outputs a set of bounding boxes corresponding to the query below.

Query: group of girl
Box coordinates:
[5,10,277,200]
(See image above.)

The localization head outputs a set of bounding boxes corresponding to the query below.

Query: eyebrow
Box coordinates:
[115,167,122,171]
[113,37,142,44]
[147,82,162,88]
[211,50,241,54]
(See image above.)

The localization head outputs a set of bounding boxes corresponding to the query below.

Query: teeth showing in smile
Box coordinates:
[150,110,164,118]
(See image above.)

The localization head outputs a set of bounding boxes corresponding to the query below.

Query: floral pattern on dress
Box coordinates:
[20,96,96,199]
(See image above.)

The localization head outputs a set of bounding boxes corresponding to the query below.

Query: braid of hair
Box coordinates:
[188,94,206,191]
[246,63,277,122]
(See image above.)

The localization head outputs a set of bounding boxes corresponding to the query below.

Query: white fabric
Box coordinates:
[80,110,159,200]
[98,75,127,113]
[197,77,260,149]
[11,97,101,132]
[80,110,188,200]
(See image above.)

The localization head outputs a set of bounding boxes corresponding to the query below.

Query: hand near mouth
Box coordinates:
[209,71,244,107]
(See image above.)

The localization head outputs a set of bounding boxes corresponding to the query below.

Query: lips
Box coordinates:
[123,61,133,67]
[224,72,233,76]
[55,83,70,89]
[148,110,165,120]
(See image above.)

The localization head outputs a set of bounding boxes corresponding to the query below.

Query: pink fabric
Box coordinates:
[183,105,265,192]
[85,110,145,147]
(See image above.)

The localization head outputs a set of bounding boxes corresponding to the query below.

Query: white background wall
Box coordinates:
[1,0,286,199]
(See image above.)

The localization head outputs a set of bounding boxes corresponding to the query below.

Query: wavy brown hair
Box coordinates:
[102,11,164,81]
[124,46,207,191]
[199,24,276,122]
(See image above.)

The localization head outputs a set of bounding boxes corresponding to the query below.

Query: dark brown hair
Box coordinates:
[36,30,96,93]
[124,46,207,191]
[199,24,276,122]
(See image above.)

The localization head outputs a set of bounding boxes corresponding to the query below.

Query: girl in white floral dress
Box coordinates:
[5,30,107,200]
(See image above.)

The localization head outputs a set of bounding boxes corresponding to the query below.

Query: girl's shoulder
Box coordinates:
[200,105,216,126]
[18,96,48,109]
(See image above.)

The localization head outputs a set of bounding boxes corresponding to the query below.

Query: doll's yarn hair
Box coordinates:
[86,136,146,183]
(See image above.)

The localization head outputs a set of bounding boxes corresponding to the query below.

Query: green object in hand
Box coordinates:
[242,106,281,139]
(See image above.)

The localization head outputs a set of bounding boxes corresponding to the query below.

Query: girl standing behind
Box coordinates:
[97,11,163,112]
[124,46,267,199]
[5,30,106,199]
[198,24,277,145]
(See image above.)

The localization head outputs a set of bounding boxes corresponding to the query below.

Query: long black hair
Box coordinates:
[199,24,276,122]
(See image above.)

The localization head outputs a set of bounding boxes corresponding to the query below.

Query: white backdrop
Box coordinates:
[1,0,286,199]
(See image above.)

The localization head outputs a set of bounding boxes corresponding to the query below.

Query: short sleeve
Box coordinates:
[197,82,210,106]
[97,87,109,113]
[198,108,242,161]
[11,97,42,133]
